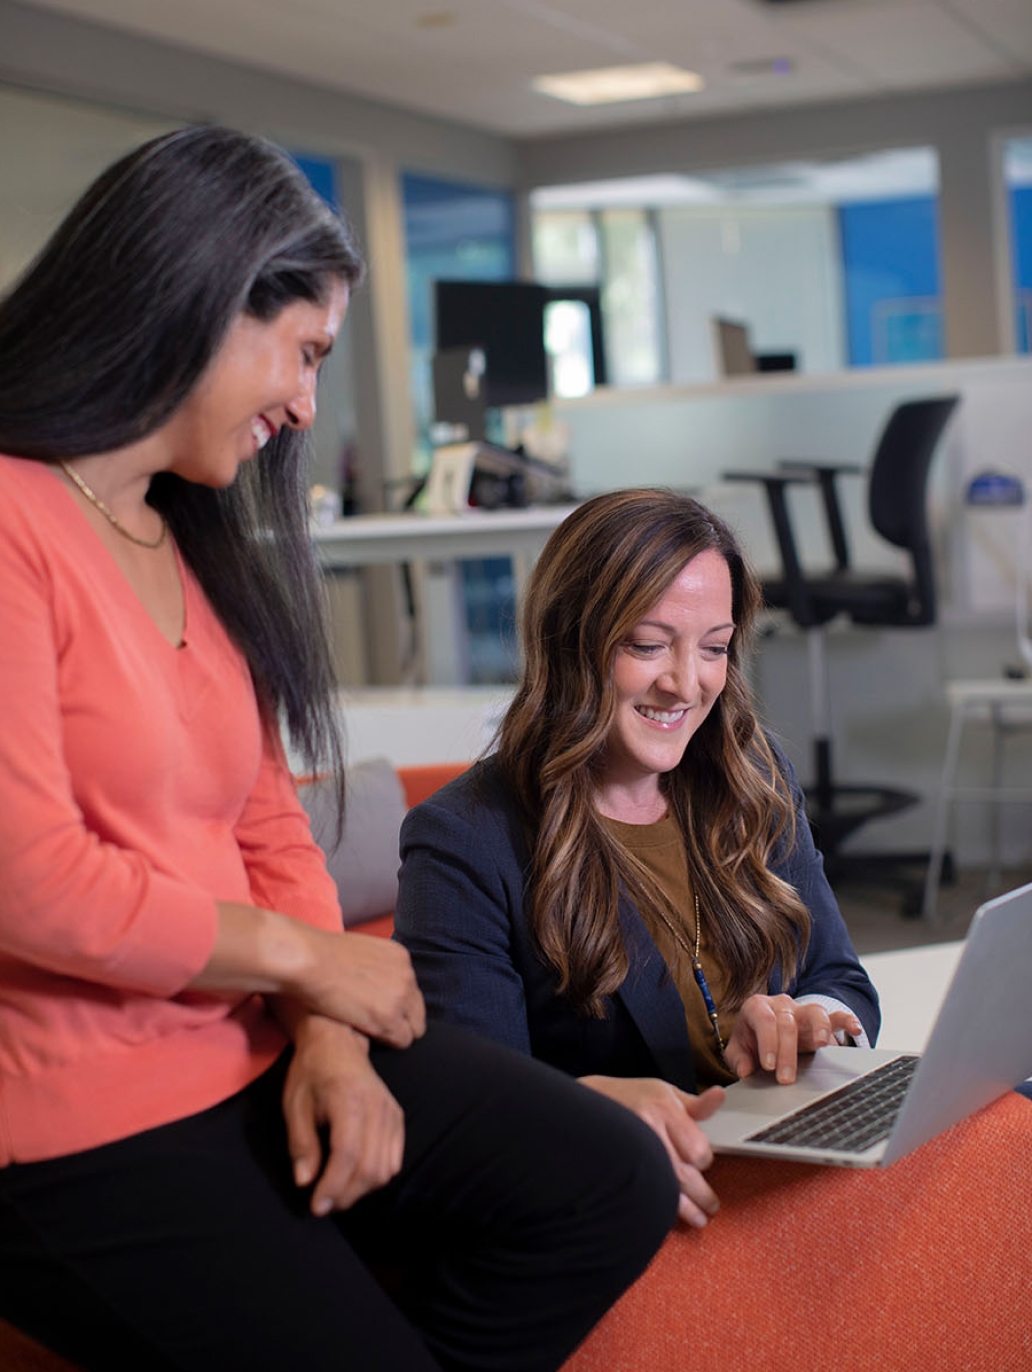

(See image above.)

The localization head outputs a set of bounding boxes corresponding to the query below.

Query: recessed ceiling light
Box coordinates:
[532,62,705,106]
[415,10,456,28]
[729,56,795,77]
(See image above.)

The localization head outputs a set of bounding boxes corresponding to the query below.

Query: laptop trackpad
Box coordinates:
[701,1046,902,1152]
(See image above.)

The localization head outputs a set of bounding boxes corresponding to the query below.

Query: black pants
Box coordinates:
[0,1023,677,1372]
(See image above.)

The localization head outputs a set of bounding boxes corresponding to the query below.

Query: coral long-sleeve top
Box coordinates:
[0,455,341,1165]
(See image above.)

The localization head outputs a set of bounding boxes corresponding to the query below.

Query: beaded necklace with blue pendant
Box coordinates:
[653,892,726,1055]
[688,893,725,1054]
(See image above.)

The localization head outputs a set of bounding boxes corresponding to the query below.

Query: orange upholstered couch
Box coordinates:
[4,761,1031,1371]
[355,764,1032,1372]
[361,764,1032,1372]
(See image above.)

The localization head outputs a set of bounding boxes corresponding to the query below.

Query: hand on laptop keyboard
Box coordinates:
[724,994,865,1086]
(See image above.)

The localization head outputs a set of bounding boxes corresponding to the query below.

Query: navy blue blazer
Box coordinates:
[395,757,880,1094]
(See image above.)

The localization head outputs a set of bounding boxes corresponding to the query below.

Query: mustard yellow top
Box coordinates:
[601,813,738,1088]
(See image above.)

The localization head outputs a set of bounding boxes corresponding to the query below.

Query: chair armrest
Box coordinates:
[776,461,863,478]
[723,469,813,487]
[770,463,863,571]
[720,470,807,601]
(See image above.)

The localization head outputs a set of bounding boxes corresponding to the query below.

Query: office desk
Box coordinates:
[312,505,578,684]
[312,505,579,570]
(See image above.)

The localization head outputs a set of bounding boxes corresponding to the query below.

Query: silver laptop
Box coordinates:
[700,881,1032,1168]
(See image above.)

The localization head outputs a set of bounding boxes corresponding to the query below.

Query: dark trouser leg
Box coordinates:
[0,1024,676,1372]
[0,1060,441,1372]
[345,1023,678,1372]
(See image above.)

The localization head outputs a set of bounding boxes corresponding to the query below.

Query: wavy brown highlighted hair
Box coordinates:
[495,487,810,1017]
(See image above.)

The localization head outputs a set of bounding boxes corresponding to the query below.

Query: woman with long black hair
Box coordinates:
[0,127,677,1372]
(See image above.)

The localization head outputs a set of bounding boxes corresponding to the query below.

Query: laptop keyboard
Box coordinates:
[745,1054,921,1154]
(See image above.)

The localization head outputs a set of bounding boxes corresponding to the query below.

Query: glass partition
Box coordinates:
[400,172,519,683]
[531,148,943,383]
[1004,138,1032,354]
[532,203,664,387]
[401,172,516,470]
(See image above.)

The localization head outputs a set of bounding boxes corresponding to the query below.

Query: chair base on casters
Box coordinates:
[805,783,917,853]
[805,784,936,917]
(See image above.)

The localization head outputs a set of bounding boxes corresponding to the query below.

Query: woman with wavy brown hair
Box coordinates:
[396,487,879,1229]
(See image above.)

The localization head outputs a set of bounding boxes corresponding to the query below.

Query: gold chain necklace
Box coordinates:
[652,894,726,1053]
[59,461,168,550]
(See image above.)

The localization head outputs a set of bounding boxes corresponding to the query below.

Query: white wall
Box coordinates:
[554,357,1032,599]
[658,203,846,384]
[282,688,512,771]
[0,87,175,292]
[554,357,1032,867]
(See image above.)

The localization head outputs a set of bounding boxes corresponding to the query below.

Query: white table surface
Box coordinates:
[862,942,963,1051]
[311,505,579,569]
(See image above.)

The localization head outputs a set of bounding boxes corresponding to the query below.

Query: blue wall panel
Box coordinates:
[1010,185,1032,352]
[401,173,516,350]
[837,196,942,367]
[292,154,338,209]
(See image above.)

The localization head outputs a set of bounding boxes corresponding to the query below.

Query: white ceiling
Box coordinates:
[15,0,1032,137]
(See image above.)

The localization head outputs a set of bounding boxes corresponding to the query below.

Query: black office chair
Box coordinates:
[724,394,960,893]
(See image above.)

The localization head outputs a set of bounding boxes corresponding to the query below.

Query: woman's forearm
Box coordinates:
[188,901,426,1049]
[187,900,317,998]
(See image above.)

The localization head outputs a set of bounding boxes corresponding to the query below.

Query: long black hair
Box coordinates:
[0,124,364,791]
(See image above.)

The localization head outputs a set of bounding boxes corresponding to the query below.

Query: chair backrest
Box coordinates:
[711,317,756,376]
[868,396,959,549]
[867,394,960,621]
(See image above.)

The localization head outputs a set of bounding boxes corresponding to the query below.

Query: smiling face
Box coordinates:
[159,280,349,487]
[595,549,734,820]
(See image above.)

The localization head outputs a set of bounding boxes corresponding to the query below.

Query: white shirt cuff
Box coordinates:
[794,993,871,1048]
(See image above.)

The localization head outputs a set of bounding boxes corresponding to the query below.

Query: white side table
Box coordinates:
[923,679,1032,917]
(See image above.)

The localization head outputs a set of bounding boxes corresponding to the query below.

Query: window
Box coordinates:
[530,149,943,382]
[401,173,516,470]
[544,299,595,398]
[837,191,942,366]
[532,211,605,396]
[400,172,519,684]
[532,209,599,286]
[599,209,665,386]
[1004,138,1032,354]
[532,202,664,387]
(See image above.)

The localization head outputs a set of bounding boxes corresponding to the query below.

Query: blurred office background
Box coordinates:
[2,0,1032,882]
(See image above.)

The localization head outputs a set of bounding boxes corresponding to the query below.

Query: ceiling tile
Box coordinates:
[946,0,1032,68]
[13,0,1032,135]
[775,0,1026,87]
